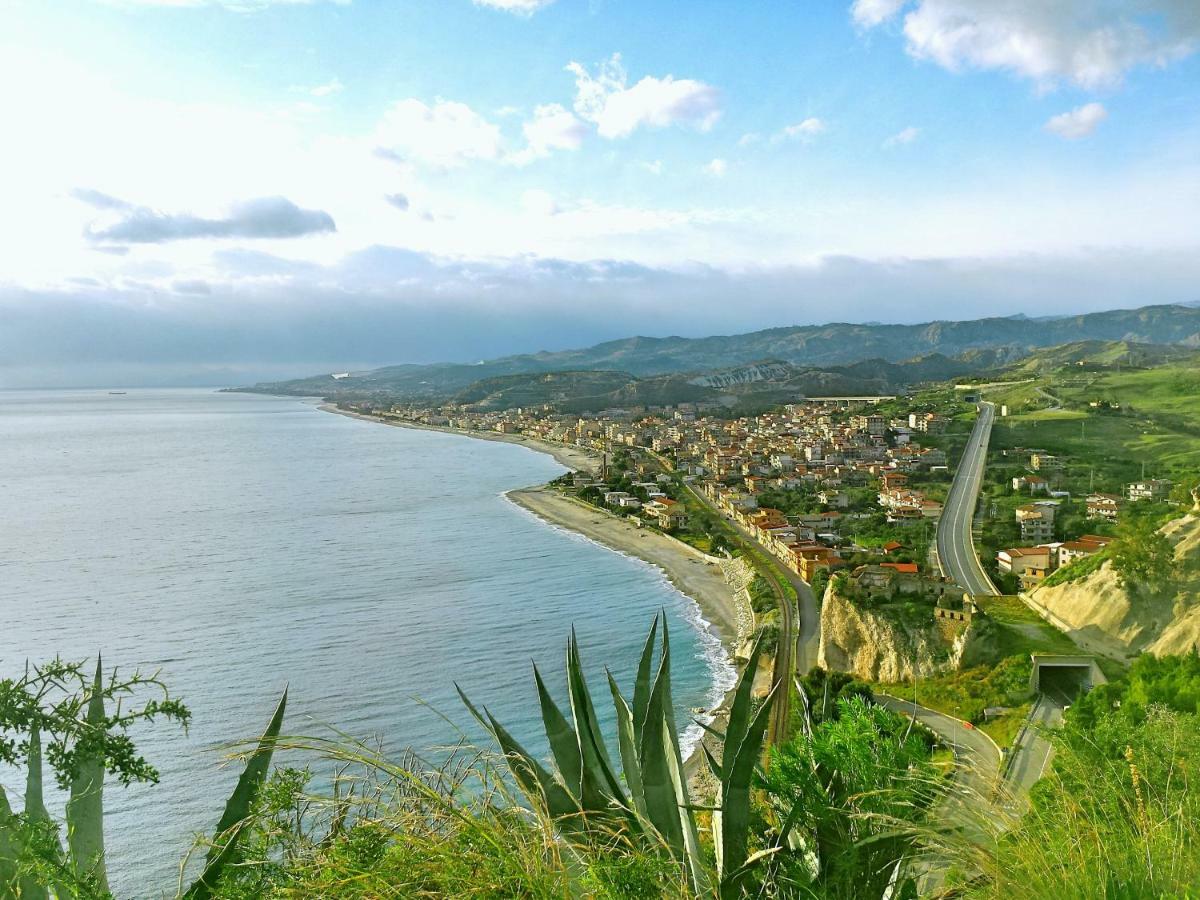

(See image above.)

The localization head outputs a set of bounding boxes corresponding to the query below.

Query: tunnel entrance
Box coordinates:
[1037,665,1091,704]
[1029,654,1106,699]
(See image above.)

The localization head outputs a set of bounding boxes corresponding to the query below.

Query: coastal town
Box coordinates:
[354,396,1167,611]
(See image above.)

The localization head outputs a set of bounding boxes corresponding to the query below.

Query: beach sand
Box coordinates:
[507,486,741,648]
[320,404,602,473]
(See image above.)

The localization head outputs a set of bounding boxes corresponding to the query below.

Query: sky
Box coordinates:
[2,0,1199,386]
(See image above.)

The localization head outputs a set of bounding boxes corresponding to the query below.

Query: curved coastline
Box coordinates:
[317,403,744,762]
[504,487,739,758]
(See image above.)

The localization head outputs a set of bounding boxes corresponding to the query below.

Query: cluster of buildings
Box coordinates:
[997,534,1114,590]
[387,398,958,590]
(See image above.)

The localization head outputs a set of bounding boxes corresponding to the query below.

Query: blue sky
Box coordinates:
[2,0,1199,385]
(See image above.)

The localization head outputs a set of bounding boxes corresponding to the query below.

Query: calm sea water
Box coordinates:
[0,389,732,897]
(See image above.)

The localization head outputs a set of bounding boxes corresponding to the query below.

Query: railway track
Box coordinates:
[641,447,797,748]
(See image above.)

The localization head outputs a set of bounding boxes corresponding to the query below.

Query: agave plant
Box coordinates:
[460,613,779,898]
[0,658,287,899]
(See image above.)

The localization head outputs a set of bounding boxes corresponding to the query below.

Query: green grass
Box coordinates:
[878,655,1034,733]
[989,358,1200,476]
[1039,549,1109,587]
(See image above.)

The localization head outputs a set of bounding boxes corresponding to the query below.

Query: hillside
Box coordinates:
[999,340,1199,377]
[240,303,1200,401]
[396,353,1004,415]
[1028,495,1200,659]
[983,344,1200,480]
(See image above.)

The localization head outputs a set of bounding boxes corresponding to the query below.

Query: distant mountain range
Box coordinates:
[241,303,1200,411]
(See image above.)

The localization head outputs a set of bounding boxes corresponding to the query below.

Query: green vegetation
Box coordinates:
[988,352,1200,483]
[0,659,285,899]
[1068,652,1200,727]
[757,697,936,898]
[6,635,1199,897]
[1108,515,1176,592]
[1039,548,1109,586]
[957,654,1200,899]
[881,655,1034,746]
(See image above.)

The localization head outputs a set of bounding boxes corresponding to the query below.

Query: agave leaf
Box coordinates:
[658,708,708,895]
[486,712,580,822]
[724,632,766,762]
[456,684,578,822]
[702,743,723,781]
[795,675,814,740]
[0,786,19,896]
[21,725,54,900]
[656,617,682,752]
[184,688,287,899]
[67,657,108,894]
[637,682,686,859]
[24,724,50,825]
[606,671,647,822]
[533,664,583,803]
[565,631,627,810]
[719,682,778,893]
[631,613,659,741]
[648,619,707,892]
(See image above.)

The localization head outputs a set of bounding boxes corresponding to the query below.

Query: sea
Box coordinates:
[0,388,734,897]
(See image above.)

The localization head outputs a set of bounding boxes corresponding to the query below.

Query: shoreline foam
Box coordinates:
[505,487,740,760]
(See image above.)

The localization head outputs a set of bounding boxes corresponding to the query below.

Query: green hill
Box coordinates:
[240,303,1200,402]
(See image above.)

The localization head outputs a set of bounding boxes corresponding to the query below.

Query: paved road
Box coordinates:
[1005,694,1064,806]
[876,694,1001,802]
[937,402,1000,596]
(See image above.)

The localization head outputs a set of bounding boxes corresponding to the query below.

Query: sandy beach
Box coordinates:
[320,404,602,473]
[508,485,743,649]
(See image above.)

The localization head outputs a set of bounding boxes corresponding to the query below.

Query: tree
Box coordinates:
[1110,516,1174,592]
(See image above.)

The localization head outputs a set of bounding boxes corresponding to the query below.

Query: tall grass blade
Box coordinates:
[184,687,287,899]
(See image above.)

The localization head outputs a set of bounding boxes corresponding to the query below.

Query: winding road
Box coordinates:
[936,401,1000,596]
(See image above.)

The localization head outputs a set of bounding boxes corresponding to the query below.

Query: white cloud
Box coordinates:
[309,78,343,98]
[883,125,920,147]
[375,98,502,168]
[567,53,721,139]
[850,0,906,28]
[473,0,555,13]
[509,103,588,165]
[520,188,559,216]
[737,132,762,148]
[852,0,1200,88]
[772,118,826,145]
[638,160,664,175]
[705,158,728,177]
[1044,102,1108,139]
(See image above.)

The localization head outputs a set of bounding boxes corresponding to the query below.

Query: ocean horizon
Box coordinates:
[0,388,733,896]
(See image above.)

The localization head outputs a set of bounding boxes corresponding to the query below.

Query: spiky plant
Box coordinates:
[0,658,287,898]
[460,612,779,898]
